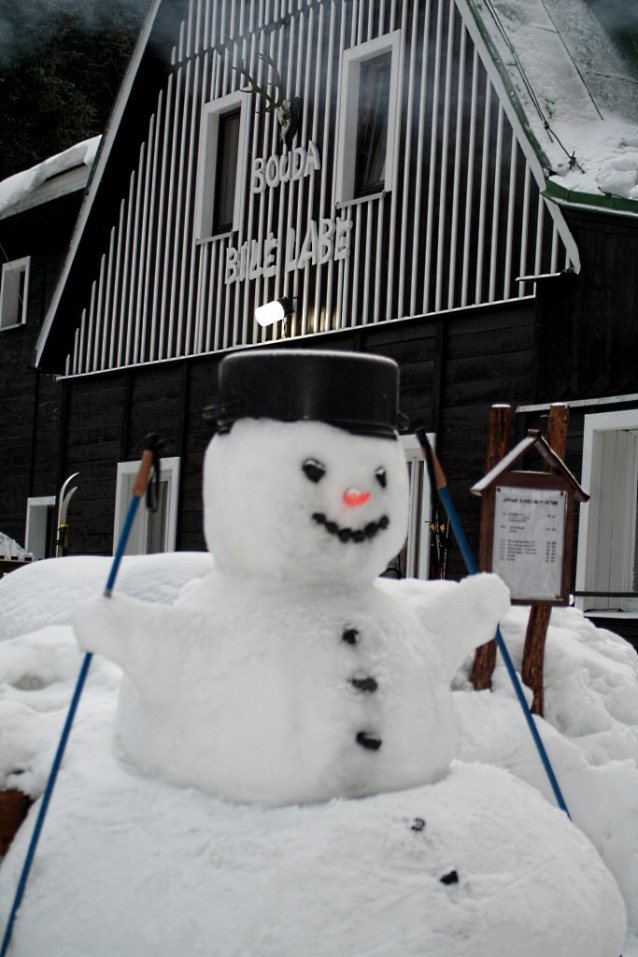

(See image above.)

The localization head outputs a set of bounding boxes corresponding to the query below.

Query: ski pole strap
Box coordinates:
[415,430,570,818]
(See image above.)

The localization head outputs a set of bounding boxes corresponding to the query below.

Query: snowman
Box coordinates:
[74,350,509,806]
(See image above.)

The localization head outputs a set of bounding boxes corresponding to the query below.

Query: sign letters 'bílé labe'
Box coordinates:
[471,431,589,606]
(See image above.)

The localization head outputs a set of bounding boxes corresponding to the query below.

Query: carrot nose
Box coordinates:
[343,489,370,507]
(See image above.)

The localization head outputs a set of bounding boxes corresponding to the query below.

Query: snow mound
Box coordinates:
[454,604,638,926]
[0,555,636,953]
[597,150,638,200]
[0,553,214,641]
[0,748,625,957]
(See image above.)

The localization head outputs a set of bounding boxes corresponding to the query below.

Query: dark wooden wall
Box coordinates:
[0,194,81,547]
[535,208,638,401]
[61,298,536,570]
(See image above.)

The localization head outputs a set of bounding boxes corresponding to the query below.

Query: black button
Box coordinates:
[342,629,359,645]
[351,677,378,692]
[356,732,382,751]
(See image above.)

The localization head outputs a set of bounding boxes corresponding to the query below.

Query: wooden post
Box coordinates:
[521,404,570,715]
[471,404,511,690]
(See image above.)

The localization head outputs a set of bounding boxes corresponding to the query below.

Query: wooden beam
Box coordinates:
[521,403,570,715]
[471,403,511,690]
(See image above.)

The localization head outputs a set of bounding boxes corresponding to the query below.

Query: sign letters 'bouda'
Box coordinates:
[224,142,353,284]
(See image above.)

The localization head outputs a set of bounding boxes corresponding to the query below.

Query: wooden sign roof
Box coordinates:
[470,429,590,503]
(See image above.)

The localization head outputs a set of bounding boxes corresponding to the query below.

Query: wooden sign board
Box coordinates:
[479,471,575,606]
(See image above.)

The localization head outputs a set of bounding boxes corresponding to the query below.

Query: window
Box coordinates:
[113,457,180,556]
[195,92,249,241]
[354,53,392,197]
[576,410,638,613]
[0,257,30,329]
[384,434,433,580]
[25,496,56,559]
[213,108,241,233]
[335,31,401,206]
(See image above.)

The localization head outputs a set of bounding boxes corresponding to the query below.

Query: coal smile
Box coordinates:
[312,512,390,543]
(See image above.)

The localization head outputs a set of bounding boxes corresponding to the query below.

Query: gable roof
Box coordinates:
[461,0,638,214]
[34,0,638,374]
[34,0,185,371]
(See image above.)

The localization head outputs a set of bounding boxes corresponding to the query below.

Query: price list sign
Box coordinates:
[478,471,575,606]
[492,485,566,602]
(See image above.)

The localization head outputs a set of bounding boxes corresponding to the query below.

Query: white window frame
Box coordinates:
[576,409,638,613]
[113,456,180,556]
[195,91,250,242]
[400,433,434,580]
[334,30,402,207]
[25,495,56,559]
[0,256,30,330]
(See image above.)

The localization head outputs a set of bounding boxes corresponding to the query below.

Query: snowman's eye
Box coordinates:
[375,468,387,489]
[302,458,326,483]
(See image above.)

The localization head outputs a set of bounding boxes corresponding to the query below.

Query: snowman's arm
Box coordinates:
[382,573,510,682]
[73,594,193,696]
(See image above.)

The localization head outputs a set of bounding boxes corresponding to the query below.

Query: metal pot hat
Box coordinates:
[206,349,400,438]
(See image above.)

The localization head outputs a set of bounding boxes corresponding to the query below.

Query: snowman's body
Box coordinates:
[75,417,509,806]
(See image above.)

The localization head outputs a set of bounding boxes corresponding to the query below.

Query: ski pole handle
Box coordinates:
[132,448,156,498]
[104,435,165,597]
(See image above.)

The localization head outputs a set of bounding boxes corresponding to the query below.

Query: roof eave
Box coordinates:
[544,179,638,220]
[34,0,165,373]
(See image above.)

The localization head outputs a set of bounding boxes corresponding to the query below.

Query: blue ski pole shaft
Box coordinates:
[1,449,156,957]
[417,432,570,819]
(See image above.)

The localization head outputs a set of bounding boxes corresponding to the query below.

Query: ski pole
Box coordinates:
[416,430,570,818]
[1,434,165,957]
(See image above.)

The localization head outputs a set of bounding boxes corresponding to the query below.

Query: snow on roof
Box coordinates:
[471,0,638,211]
[0,136,101,222]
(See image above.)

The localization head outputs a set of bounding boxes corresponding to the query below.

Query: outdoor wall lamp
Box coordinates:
[255,296,295,327]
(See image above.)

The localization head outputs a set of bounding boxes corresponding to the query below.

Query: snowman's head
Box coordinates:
[203,418,409,585]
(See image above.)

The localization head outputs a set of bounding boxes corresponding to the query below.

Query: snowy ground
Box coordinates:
[0,555,636,955]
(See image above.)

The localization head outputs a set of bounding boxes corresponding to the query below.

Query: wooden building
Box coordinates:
[0,138,100,557]
[26,0,638,639]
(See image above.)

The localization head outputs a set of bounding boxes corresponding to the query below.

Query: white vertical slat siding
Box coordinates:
[77,309,87,375]
[502,128,518,301]
[488,103,504,303]
[447,19,466,309]
[474,78,492,305]
[64,0,572,378]
[410,0,431,317]
[397,0,419,317]
[460,45,479,308]
[109,201,126,368]
[124,143,145,366]
[100,228,116,371]
[149,87,169,362]
[158,56,184,360]
[139,108,161,364]
[92,254,106,371]
[518,163,531,298]
[422,0,445,316]
[434,0,456,314]
[179,54,202,356]
[383,0,407,321]
[133,120,154,365]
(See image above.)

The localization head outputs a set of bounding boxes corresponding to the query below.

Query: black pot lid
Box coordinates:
[206,349,400,438]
